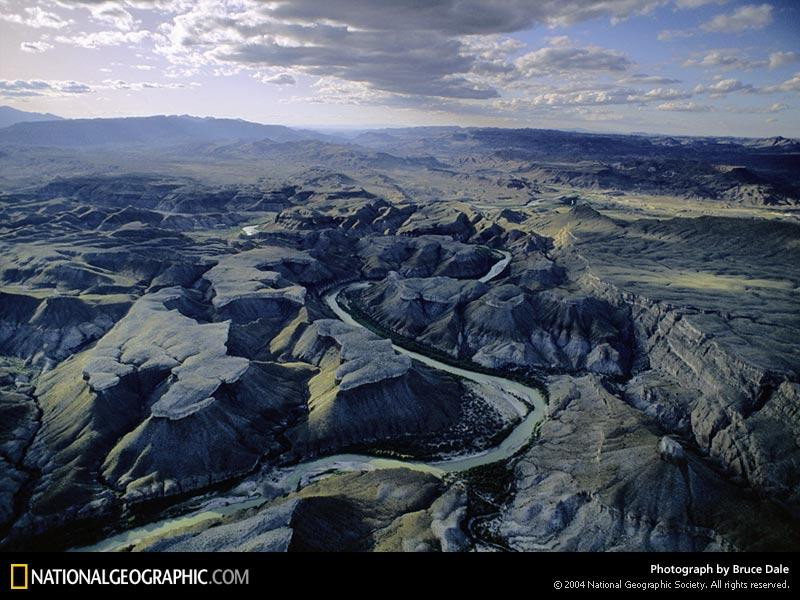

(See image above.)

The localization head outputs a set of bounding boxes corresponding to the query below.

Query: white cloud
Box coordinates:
[619,73,682,85]
[683,50,766,71]
[701,3,773,33]
[694,78,755,96]
[657,28,694,41]
[769,52,800,71]
[510,82,695,109]
[259,73,296,85]
[545,35,572,47]
[628,87,692,102]
[56,29,152,48]
[763,73,800,93]
[100,79,193,91]
[724,102,790,114]
[0,6,72,29]
[528,89,633,106]
[675,0,727,8]
[88,4,137,31]
[656,101,710,111]
[20,41,55,53]
[0,79,92,98]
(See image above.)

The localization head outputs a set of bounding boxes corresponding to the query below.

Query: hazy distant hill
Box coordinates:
[0,105,63,129]
[0,114,335,147]
[202,138,447,170]
[352,126,800,159]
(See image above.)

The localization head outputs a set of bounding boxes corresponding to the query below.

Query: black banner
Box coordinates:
[0,552,794,593]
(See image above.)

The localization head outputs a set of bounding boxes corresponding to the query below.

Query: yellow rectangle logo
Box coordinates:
[10,564,28,590]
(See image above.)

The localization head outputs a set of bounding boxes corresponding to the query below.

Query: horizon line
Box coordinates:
[1,106,795,142]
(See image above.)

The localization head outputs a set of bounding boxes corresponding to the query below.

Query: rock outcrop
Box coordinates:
[350,274,633,375]
[275,316,467,456]
[131,469,468,552]
[496,375,800,551]
[11,286,311,543]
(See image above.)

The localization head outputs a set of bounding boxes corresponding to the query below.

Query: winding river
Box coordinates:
[77,249,545,552]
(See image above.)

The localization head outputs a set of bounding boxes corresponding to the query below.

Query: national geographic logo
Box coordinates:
[10,564,28,590]
[5,563,248,588]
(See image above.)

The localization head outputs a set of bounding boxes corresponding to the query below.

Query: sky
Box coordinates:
[1,0,799,136]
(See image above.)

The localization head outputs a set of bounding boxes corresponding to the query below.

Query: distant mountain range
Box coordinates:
[0,105,63,129]
[0,110,797,160]
[0,114,336,147]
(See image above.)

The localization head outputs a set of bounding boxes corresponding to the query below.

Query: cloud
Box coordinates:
[656,101,710,111]
[769,51,799,70]
[694,78,755,96]
[619,73,682,85]
[100,79,193,91]
[20,41,55,53]
[87,4,137,30]
[527,88,635,107]
[159,3,497,99]
[545,35,572,47]
[701,3,773,33]
[510,81,695,109]
[0,75,191,102]
[763,73,800,93]
[627,87,692,102]
[154,1,655,100]
[684,49,799,74]
[0,79,92,98]
[516,46,632,76]
[1,0,790,128]
[726,102,789,114]
[675,0,727,8]
[265,0,668,32]
[0,6,72,29]
[683,50,766,71]
[657,28,694,41]
[56,29,152,48]
[259,73,296,85]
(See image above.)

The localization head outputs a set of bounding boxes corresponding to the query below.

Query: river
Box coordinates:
[77,249,545,551]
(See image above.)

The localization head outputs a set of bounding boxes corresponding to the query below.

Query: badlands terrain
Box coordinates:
[0,111,798,551]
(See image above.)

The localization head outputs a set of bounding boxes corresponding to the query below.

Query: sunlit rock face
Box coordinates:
[128,469,468,553]
[278,316,465,456]
[78,288,250,419]
[15,285,311,536]
[294,319,412,391]
[350,274,633,375]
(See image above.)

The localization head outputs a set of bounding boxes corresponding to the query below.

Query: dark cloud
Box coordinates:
[268,0,666,33]
[158,0,655,99]
[217,31,498,99]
